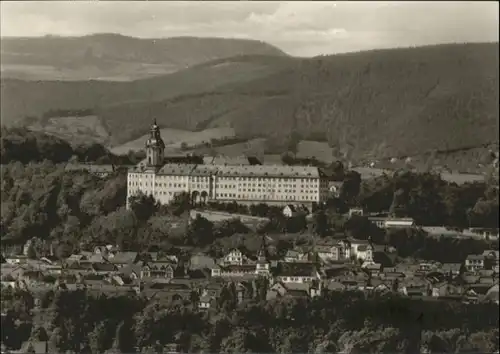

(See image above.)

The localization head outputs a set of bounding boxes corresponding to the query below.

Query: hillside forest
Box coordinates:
[2,42,498,164]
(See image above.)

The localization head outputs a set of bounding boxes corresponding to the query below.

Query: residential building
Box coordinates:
[315,240,351,262]
[141,262,175,279]
[466,254,485,272]
[467,228,500,241]
[199,293,215,309]
[369,217,415,229]
[210,264,258,278]
[346,238,373,262]
[348,208,364,218]
[482,250,500,271]
[441,263,462,276]
[223,249,245,266]
[266,281,322,299]
[275,262,321,284]
[283,205,297,218]
[127,121,330,208]
[283,249,311,263]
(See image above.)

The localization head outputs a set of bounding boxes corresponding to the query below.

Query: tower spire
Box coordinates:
[146,119,165,167]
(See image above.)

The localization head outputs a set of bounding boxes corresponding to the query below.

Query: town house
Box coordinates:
[284,249,311,263]
[141,260,175,279]
[441,263,462,277]
[267,281,322,299]
[275,262,321,284]
[107,252,140,269]
[223,249,245,265]
[346,238,373,262]
[482,250,500,272]
[315,244,340,262]
[465,254,485,272]
[211,264,258,278]
[368,217,415,229]
[316,240,351,262]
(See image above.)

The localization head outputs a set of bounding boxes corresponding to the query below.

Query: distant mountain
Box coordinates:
[0,33,288,81]
[1,42,498,162]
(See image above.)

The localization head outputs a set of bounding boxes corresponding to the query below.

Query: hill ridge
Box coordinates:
[1,34,288,81]
[1,42,498,163]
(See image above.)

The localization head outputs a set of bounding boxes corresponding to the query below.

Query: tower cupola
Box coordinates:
[145,119,165,166]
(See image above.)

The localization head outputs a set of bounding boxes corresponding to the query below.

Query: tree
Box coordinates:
[287,131,301,158]
[129,193,159,223]
[30,326,48,342]
[422,150,437,173]
[113,320,136,354]
[340,171,361,205]
[328,160,345,181]
[254,277,269,301]
[313,210,329,237]
[26,243,37,259]
[390,188,409,217]
[169,191,191,215]
[281,152,295,165]
[48,327,66,353]
[186,215,214,246]
[89,321,109,354]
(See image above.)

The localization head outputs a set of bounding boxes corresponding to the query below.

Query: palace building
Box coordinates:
[127,121,330,208]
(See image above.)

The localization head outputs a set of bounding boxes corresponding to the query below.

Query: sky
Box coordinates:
[1,1,498,57]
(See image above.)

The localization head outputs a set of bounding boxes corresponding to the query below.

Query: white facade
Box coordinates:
[276,275,316,284]
[127,123,329,208]
[369,217,415,229]
[223,249,244,266]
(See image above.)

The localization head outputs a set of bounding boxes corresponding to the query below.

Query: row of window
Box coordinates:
[216,193,318,201]
[217,183,319,189]
[129,182,318,194]
[129,182,193,188]
[236,188,317,194]
[130,173,320,184]
[218,177,318,183]
[129,188,322,201]
[280,276,311,282]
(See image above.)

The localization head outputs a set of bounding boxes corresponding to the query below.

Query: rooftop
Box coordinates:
[203,156,253,166]
[129,162,320,178]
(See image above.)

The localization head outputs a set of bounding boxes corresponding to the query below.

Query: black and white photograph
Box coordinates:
[0,1,499,353]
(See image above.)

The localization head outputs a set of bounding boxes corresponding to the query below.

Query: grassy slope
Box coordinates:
[1,42,498,162]
[0,55,294,129]
[110,127,236,155]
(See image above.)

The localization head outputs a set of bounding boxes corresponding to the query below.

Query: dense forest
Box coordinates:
[1,285,498,353]
[0,126,144,165]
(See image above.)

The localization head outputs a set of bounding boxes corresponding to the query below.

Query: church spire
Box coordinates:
[145,119,165,167]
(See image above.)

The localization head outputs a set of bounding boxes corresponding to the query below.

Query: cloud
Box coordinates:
[1,1,498,56]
